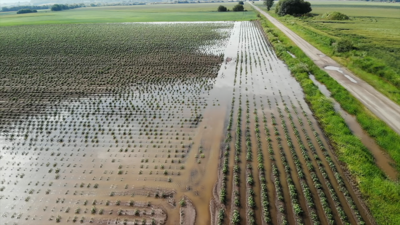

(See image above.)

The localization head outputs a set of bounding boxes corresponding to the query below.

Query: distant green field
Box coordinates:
[309,1,400,17]
[256,1,400,104]
[0,3,256,26]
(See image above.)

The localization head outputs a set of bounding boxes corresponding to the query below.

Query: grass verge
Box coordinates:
[258,15,400,224]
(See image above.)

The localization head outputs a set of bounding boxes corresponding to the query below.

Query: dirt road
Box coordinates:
[250,2,400,135]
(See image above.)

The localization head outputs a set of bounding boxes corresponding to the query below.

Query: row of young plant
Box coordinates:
[244,23,280,223]
[271,110,305,224]
[238,20,369,224]
[217,90,237,224]
[246,23,281,224]
[260,107,288,224]
[281,100,336,224]
[254,100,271,224]
[245,96,257,225]
[218,27,245,224]
[228,27,245,224]
[286,97,365,224]
[291,100,365,224]
[253,30,354,223]
[230,93,243,224]
[275,103,320,225]
[258,15,399,224]
[242,23,258,225]
[248,20,290,223]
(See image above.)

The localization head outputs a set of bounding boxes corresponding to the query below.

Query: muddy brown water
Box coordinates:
[0,22,236,225]
[0,21,377,225]
[212,21,375,225]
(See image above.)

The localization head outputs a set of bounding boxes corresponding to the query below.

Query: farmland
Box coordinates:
[211,21,373,225]
[0,2,398,225]
[0,3,256,27]
[1,18,379,224]
[0,22,235,224]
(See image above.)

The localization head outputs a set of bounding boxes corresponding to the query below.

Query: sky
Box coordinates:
[1,0,31,4]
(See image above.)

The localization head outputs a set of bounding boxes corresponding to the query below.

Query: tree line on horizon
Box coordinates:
[218,1,245,12]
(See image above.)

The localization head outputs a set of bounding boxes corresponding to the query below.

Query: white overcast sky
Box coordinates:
[2,0,31,4]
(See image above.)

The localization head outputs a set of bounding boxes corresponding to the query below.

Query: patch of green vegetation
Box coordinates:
[255,1,400,105]
[321,11,349,20]
[310,2,400,11]
[259,14,400,225]
[16,9,37,14]
[0,3,256,27]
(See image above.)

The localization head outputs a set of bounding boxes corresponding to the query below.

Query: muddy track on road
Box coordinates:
[250,2,400,136]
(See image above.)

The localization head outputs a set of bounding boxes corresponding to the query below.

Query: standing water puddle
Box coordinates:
[324,66,358,83]
[310,74,398,180]
[287,51,296,58]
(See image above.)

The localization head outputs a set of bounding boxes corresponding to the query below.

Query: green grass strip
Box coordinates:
[258,16,400,224]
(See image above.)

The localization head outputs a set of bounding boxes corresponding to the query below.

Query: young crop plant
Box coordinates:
[253,100,272,224]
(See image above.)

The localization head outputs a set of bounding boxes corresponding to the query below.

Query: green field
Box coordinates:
[256,1,400,104]
[0,3,256,26]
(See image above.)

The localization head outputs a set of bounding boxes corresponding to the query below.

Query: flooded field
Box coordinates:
[0,22,233,225]
[210,21,375,225]
[0,21,375,225]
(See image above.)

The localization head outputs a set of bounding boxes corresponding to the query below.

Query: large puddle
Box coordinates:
[324,66,358,83]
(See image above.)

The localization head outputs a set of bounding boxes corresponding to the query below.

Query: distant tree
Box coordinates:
[16,9,37,14]
[238,1,244,5]
[275,0,311,16]
[51,4,82,12]
[233,4,244,11]
[2,5,49,12]
[264,0,274,11]
[51,4,66,11]
[218,5,228,12]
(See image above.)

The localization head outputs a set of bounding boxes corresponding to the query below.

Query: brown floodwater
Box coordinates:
[212,20,375,225]
[0,20,379,225]
[0,22,237,225]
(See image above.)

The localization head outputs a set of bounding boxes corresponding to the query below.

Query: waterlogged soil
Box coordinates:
[212,21,375,225]
[0,22,234,225]
[0,21,376,225]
